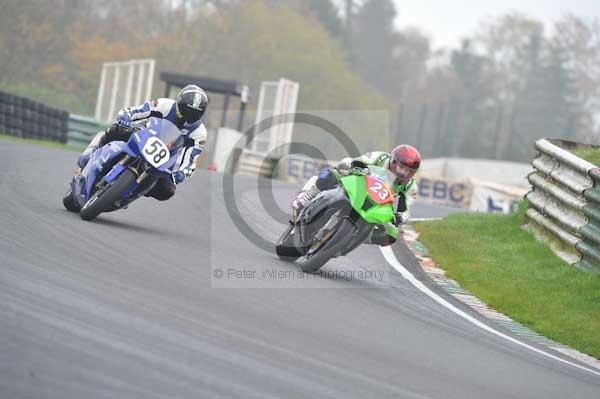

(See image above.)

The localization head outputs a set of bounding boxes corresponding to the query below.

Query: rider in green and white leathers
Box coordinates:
[292,149,420,246]
[340,151,417,243]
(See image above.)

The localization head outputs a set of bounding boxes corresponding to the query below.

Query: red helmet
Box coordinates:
[389,145,421,184]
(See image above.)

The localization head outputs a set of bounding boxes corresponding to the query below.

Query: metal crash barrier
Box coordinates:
[525,138,600,272]
[67,114,108,148]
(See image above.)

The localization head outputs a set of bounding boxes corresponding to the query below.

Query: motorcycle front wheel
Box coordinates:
[299,217,355,273]
[80,169,137,221]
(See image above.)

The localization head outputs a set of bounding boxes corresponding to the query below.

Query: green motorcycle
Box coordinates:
[276,165,396,273]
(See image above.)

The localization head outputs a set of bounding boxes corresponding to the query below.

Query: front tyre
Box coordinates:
[300,218,355,273]
[80,169,137,221]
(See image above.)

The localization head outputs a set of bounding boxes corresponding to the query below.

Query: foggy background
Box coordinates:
[1,0,599,161]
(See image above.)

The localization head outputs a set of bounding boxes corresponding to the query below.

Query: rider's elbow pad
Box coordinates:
[316,169,337,190]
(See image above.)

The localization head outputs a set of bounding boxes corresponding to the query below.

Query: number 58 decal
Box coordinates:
[142,137,170,168]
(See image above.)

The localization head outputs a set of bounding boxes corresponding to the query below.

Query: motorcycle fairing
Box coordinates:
[339,174,394,225]
[74,141,128,207]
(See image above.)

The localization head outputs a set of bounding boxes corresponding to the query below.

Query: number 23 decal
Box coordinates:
[369,181,389,200]
[366,176,394,204]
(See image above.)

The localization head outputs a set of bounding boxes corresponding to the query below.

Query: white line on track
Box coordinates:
[409,217,443,222]
[379,246,600,378]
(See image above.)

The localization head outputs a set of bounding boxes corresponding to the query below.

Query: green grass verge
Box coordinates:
[572,147,600,167]
[413,203,600,359]
[0,133,79,152]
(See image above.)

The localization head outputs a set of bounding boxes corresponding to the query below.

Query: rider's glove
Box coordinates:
[351,160,368,169]
[117,118,131,128]
[393,213,404,226]
[336,167,353,176]
[336,159,351,174]
[349,161,369,176]
[352,166,370,176]
[335,164,369,177]
[171,171,186,184]
[116,110,132,127]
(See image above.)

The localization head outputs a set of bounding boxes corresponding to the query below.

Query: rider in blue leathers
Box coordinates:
[78,85,209,201]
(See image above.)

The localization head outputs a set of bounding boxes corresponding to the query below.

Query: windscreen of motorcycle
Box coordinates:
[365,166,395,205]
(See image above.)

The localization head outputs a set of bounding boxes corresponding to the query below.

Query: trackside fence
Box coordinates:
[525,138,600,273]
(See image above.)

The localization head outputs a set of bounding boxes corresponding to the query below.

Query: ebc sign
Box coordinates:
[415,176,472,208]
[286,155,335,181]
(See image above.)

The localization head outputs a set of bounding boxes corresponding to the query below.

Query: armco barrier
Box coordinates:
[67,114,108,148]
[0,91,69,143]
[525,138,600,272]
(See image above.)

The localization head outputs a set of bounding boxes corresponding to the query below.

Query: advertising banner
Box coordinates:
[278,154,335,182]
[415,174,473,209]
[470,182,527,214]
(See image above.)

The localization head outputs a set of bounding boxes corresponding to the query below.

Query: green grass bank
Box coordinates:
[413,204,600,359]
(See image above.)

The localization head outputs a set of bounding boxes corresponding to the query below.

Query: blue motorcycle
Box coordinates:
[63,118,185,221]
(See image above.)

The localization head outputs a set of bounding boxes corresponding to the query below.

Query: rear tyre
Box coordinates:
[62,188,80,213]
[300,218,355,273]
[275,223,302,262]
[80,169,137,221]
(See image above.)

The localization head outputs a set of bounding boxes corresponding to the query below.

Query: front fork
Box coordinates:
[136,170,148,184]
[123,156,149,183]
[119,155,132,167]
[129,158,160,197]
[111,157,153,207]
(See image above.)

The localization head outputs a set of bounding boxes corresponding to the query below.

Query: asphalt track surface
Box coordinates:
[1,141,599,398]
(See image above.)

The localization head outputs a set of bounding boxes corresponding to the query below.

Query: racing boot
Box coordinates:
[291,176,320,220]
